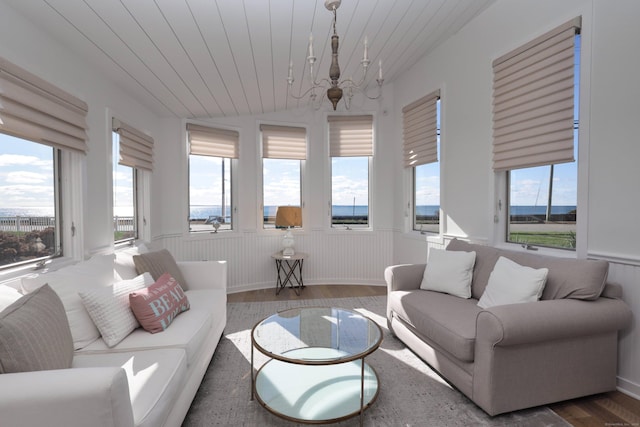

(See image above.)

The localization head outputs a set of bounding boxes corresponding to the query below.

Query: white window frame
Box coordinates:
[257,122,307,232]
[492,24,590,259]
[326,114,375,232]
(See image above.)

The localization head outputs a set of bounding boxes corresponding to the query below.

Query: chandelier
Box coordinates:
[287,0,383,110]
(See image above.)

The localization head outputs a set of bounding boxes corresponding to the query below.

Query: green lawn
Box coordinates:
[509,231,576,249]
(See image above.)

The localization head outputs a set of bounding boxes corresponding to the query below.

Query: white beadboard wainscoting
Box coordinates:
[603,259,640,399]
[154,229,394,293]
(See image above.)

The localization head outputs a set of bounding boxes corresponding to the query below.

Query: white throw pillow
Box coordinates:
[420,249,476,299]
[0,286,22,311]
[80,273,154,347]
[20,254,115,349]
[477,256,549,309]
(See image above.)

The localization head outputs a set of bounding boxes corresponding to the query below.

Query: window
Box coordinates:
[112,119,153,243]
[492,19,581,250]
[403,92,441,233]
[112,132,137,242]
[261,125,306,229]
[329,115,373,228]
[0,56,88,269]
[0,134,61,268]
[187,124,238,232]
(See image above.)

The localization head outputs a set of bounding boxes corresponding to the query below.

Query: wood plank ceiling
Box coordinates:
[3,0,495,118]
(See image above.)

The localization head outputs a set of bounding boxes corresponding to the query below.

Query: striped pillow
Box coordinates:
[133,249,188,290]
[0,284,74,373]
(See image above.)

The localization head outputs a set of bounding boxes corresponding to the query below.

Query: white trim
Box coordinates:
[588,251,640,267]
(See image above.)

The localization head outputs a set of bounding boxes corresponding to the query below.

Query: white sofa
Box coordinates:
[0,245,227,427]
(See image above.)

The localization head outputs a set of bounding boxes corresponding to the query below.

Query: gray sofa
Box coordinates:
[385,239,632,416]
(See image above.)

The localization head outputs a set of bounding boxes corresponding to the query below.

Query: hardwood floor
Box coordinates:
[227,284,640,426]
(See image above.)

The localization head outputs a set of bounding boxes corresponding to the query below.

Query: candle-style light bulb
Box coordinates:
[363,36,369,62]
[308,33,314,58]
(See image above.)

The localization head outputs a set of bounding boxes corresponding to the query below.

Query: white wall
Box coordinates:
[151,94,397,291]
[0,2,161,257]
[392,0,640,398]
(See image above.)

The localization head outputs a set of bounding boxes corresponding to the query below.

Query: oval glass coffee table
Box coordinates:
[251,307,383,426]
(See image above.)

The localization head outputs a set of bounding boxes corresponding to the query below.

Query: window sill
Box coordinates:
[494,241,577,259]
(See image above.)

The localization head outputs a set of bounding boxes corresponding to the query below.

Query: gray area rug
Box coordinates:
[183,296,569,426]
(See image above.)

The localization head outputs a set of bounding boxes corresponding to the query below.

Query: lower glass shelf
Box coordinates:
[254,348,379,424]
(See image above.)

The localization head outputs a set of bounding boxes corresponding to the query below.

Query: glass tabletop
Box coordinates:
[251,307,383,364]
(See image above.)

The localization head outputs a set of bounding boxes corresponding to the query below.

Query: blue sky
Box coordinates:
[0,133,54,209]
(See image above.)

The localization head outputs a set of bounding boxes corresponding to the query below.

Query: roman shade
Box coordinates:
[403,90,440,167]
[260,124,306,160]
[328,115,373,157]
[112,118,154,171]
[0,56,88,153]
[492,17,581,171]
[187,123,239,158]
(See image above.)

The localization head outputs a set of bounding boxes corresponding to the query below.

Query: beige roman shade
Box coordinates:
[260,124,306,160]
[112,118,154,171]
[0,56,88,153]
[492,17,581,171]
[187,123,239,158]
[328,115,373,157]
[403,90,440,168]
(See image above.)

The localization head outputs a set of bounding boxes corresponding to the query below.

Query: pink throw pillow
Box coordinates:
[129,273,190,333]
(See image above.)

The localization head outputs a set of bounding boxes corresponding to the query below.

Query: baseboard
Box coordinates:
[227,280,386,294]
[617,376,640,400]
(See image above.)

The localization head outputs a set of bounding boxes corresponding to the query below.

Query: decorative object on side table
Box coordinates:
[275,206,302,256]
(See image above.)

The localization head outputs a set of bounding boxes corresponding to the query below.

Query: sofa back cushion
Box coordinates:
[446,239,608,301]
[0,284,74,373]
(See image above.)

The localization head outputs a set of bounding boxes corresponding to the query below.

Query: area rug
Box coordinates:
[183,296,569,426]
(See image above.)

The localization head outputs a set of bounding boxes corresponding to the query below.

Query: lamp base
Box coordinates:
[282,247,295,257]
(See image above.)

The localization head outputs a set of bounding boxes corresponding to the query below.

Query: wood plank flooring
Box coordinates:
[227,284,640,426]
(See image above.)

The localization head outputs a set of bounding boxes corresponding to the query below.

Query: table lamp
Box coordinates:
[275,206,302,256]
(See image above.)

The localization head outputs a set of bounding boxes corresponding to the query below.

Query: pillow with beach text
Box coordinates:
[129,273,190,334]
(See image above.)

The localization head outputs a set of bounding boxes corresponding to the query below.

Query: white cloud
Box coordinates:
[0,154,49,168]
[5,171,49,184]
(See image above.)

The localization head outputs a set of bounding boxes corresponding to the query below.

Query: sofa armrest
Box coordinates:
[477,297,632,347]
[178,260,227,291]
[384,264,425,292]
[0,367,134,427]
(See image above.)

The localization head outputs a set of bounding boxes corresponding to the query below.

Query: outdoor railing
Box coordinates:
[0,216,135,233]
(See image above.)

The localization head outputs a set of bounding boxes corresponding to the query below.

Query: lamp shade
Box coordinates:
[275,206,302,228]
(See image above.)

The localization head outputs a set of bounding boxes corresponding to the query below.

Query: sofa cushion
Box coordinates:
[0,286,21,311]
[446,239,609,301]
[133,249,188,289]
[79,273,155,347]
[77,289,222,367]
[477,256,548,308]
[114,244,149,281]
[73,348,187,427]
[129,273,190,333]
[388,289,482,362]
[0,284,74,373]
[420,248,476,298]
[21,254,115,349]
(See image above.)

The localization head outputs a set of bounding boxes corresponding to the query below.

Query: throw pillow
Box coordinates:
[477,256,549,309]
[20,254,115,350]
[133,249,188,289]
[0,284,74,373]
[129,273,190,333]
[79,273,155,347]
[0,286,22,311]
[420,248,476,298]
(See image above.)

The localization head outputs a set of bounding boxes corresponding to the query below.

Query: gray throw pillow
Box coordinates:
[0,284,74,373]
[133,248,189,289]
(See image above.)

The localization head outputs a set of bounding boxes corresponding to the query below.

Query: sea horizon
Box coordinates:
[0,204,578,219]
